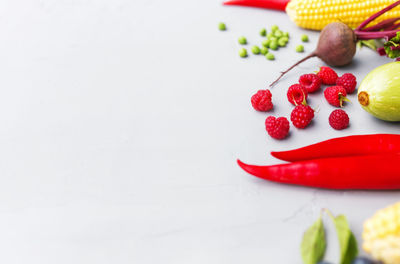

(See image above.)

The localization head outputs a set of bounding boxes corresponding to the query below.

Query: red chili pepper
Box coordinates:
[271,134,400,162]
[237,154,400,189]
[223,0,289,11]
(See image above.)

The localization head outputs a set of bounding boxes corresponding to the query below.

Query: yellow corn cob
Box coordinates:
[286,0,400,30]
[363,202,400,264]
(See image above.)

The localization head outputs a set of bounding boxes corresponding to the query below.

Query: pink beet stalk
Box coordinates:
[354,0,400,39]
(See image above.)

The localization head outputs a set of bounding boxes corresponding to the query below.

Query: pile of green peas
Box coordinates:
[218,22,309,60]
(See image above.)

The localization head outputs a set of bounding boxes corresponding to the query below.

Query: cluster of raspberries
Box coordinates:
[251,67,357,140]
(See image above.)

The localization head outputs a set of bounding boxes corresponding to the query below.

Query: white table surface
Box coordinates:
[1,1,399,263]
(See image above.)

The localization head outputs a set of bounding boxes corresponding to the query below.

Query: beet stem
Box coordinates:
[269,53,316,87]
[355,29,400,40]
[356,0,400,31]
[362,17,400,31]
[387,23,400,30]
[377,47,387,56]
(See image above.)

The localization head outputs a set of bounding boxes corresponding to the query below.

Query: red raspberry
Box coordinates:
[290,105,314,129]
[287,84,308,105]
[299,73,322,93]
[329,109,349,130]
[251,90,273,111]
[317,66,338,85]
[324,85,348,107]
[336,73,357,94]
[265,116,290,140]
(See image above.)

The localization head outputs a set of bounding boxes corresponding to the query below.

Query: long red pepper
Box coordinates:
[223,0,289,11]
[271,134,400,162]
[237,154,400,190]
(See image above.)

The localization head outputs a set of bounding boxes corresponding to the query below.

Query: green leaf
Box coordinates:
[357,40,378,50]
[384,32,400,59]
[329,214,358,264]
[301,217,326,264]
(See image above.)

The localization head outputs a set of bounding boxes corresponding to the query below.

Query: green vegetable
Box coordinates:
[266,52,275,60]
[267,32,274,38]
[269,36,278,42]
[301,34,309,42]
[274,30,283,38]
[296,45,304,52]
[238,36,247,45]
[300,216,326,264]
[239,48,247,58]
[329,214,358,264]
[269,41,278,50]
[262,39,270,47]
[358,61,400,121]
[384,31,400,59]
[260,46,269,55]
[271,25,279,32]
[283,32,290,38]
[357,40,378,50]
[260,28,267,37]
[218,22,226,31]
[280,36,289,43]
[278,38,287,47]
[251,45,261,54]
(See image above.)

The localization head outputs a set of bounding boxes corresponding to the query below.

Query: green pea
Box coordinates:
[260,28,267,37]
[262,39,270,47]
[278,38,287,47]
[271,25,279,32]
[260,46,269,55]
[269,41,278,50]
[238,36,247,45]
[268,36,277,42]
[239,48,248,57]
[283,32,289,38]
[296,44,304,52]
[301,34,309,42]
[280,36,289,43]
[218,22,226,31]
[266,53,275,60]
[274,30,283,38]
[267,32,274,38]
[251,45,261,54]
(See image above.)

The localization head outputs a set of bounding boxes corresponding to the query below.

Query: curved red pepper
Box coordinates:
[271,134,400,162]
[237,154,400,190]
[223,0,289,11]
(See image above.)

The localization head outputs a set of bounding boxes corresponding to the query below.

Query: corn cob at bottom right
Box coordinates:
[363,202,400,264]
